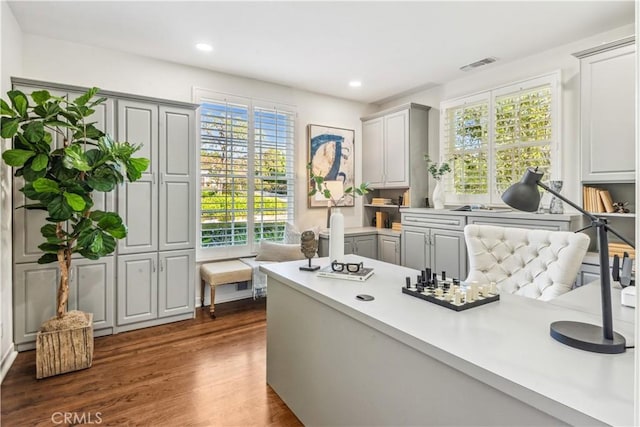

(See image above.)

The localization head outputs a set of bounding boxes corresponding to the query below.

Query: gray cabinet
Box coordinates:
[13,257,114,350]
[10,78,197,346]
[318,231,378,260]
[361,104,430,201]
[574,37,635,183]
[378,234,400,265]
[401,225,466,280]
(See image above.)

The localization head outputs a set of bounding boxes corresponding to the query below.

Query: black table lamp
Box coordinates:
[502,167,633,354]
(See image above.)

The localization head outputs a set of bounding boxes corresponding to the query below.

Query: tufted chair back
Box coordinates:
[464,224,589,301]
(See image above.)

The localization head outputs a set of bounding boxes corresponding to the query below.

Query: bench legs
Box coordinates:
[200,279,205,308]
[210,284,216,318]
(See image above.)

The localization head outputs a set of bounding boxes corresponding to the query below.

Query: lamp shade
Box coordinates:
[501,168,544,212]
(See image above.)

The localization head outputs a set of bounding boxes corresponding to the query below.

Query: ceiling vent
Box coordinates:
[460,57,497,72]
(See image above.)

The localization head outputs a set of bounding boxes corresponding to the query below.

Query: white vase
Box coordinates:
[432,181,445,209]
[329,207,345,263]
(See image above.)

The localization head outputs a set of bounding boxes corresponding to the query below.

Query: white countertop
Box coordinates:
[401,207,582,222]
[261,256,634,426]
[319,226,400,238]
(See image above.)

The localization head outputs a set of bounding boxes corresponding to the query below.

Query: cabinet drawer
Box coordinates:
[401,214,465,231]
[466,216,570,231]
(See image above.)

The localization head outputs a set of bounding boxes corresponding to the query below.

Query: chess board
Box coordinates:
[402,282,500,312]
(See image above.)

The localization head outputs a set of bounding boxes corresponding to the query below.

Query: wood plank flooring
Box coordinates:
[1,299,302,426]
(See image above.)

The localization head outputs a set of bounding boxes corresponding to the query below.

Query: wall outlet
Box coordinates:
[236,282,249,291]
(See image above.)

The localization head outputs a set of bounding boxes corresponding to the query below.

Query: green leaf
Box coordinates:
[63,145,91,171]
[90,232,104,253]
[31,90,51,105]
[78,249,100,260]
[77,228,98,248]
[37,253,59,264]
[73,88,99,107]
[87,168,118,191]
[1,117,20,138]
[22,162,48,182]
[31,154,49,171]
[96,212,127,239]
[89,210,106,221]
[47,195,73,221]
[125,157,150,181]
[0,99,15,116]
[33,178,60,194]
[41,224,58,238]
[38,242,63,253]
[2,149,35,166]
[24,121,45,143]
[63,192,86,211]
[8,90,28,117]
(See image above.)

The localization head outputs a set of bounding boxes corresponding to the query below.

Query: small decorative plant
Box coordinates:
[1,87,149,325]
[424,154,451,181]
[307,163,370,206]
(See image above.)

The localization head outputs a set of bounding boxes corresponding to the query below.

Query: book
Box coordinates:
[376,211,389,228]
[317,265,374,282]
[599,190,615,213]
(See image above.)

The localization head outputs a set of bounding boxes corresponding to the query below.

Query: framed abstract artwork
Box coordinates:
[307,124,355,208]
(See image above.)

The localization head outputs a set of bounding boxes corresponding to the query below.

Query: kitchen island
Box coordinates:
[260,256,634,426]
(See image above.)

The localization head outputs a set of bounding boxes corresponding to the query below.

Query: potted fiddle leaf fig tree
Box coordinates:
[1,87,149,378]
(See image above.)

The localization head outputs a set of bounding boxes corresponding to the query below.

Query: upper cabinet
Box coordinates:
[361,103,430,198]
[575,37,635,182]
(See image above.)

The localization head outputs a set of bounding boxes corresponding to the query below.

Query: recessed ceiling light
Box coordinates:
[349,81,362,88]
[195,43,213,52]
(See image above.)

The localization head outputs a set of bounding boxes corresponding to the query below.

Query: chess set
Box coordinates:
[402,269,499,311]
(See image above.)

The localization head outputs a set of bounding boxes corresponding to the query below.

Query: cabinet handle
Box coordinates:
[153,260,156,272]
[159,172,164,185]
[152,173,156,184]
[160,259,164,272]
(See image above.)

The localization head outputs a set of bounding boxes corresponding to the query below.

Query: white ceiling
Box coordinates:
[8,1,635,104]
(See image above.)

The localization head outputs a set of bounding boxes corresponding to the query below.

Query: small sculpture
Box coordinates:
[548,180,564,214]
[613,201,630,214]
[299,230,320,271]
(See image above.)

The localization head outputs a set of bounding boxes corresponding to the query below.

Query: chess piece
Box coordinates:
[299,230,320,271]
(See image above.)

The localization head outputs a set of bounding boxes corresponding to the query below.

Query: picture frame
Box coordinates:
[307,124,355,208]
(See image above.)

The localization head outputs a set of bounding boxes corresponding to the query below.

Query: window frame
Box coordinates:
[194,88,297,260]
[439,71,561,206]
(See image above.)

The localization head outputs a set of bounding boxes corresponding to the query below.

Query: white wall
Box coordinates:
[0,0,22,381]
[380,24,635,208]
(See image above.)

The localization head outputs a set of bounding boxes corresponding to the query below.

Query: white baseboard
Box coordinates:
[1,343,18,383]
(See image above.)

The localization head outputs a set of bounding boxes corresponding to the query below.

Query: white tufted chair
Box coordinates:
[464,224,590,301]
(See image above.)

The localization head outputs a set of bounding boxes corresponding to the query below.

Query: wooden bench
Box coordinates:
[200,260,253,318]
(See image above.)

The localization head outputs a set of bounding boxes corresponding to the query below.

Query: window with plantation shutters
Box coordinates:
[439,72,560,205]
[197,90,296,255]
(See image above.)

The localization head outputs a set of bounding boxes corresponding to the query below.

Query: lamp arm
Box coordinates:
[537,181,635,249]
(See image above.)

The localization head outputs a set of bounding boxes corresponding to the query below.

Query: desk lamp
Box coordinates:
[502,167,633,354]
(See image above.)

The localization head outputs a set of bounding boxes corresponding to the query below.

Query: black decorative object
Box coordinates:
[299,230,320,271]
[502,167,633,354]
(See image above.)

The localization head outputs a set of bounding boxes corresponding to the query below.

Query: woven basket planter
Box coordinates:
[36,312,94,379]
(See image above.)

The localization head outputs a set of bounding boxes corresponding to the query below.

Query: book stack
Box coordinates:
[583,186,615,213]
[317,265,374,282]
[402,189,410,206]
[608,242,635,259]
[391,222,402,232]
[376,211,389,228]
[372,198,392,205]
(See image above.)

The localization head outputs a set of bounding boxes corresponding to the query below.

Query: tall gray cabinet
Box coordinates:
[11,78,197,350]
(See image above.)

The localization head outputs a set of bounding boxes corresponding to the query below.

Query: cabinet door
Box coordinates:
[401,227,429,270]
[353,235,377,260]
[158,250,194,318]
[117,252,158,325]
[362,118,384,188]
[13,263,60,345]
[70,257,115,330]
[344,237,355,255]
[581,44,636,182]
[117,100,158,254]
[159,107,195,251]
[378,235,400,265]
[383,110,409,187]
[430,229,467,281]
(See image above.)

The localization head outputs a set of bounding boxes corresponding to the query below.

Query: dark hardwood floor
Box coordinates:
[1,299,302,426]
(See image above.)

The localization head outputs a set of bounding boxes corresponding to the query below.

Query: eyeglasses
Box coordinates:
[331,261,363,273]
